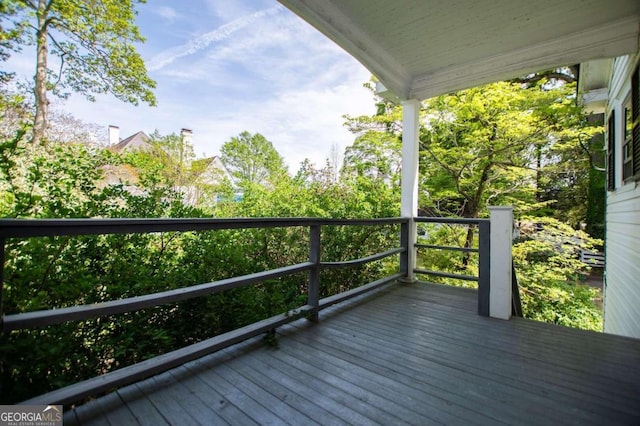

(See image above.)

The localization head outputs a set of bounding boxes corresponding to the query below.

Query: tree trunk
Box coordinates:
[33,0,50,145]
[461,161,492,267]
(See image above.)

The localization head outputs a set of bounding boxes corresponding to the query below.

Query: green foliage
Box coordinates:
[122,130,195,187]
[419,81,596,219]
[5,0,156,105]
[416,224,479,288]
[220,131,287,187]
[0,1,25,85]
[0,131,104,218]
[513,217,602,330]
[2,0,156,142]
[0,128,402,403]
[0,71,607,403]
[342,131,401,185]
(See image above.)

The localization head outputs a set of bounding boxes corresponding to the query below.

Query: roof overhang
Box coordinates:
[578,58,615,114]
[279,0,640,101]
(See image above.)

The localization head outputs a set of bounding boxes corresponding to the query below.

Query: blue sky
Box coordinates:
[7,0,375,171]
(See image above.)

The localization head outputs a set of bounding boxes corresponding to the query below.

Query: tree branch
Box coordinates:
[577,133,605,172]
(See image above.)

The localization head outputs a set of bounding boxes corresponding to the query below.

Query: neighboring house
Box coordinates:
[104,126,235,206]
[580,54,640,338]
[100,126,150,191]
[192,156,233,186]
[181,156,235,207]
[109,127,150,153]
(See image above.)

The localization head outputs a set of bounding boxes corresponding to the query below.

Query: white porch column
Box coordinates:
[489,206,513,320]
[401,99,421,283]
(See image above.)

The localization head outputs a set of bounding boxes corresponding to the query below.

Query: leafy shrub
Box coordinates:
[513,216,603,331]
[0,135,402,403]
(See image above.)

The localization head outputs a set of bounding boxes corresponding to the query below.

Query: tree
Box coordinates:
[45,108,104,145]
[0,1,24,85]
[420,81,599,258]
[342,130,401,186]
[512,66,578,87]
[342,79,403,186]
[3,0,156,144]
[220,131,287,186]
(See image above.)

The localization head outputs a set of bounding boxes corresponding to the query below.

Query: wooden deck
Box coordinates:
[64,282,640,425]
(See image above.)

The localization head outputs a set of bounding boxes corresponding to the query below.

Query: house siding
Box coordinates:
[604,54,640,339]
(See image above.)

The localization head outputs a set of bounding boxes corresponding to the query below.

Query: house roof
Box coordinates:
[110,131,150,153]
[192,156,221,169]
[278,0,639,101]
[192,156,234,184]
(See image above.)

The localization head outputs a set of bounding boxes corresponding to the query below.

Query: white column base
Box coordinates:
[489,206,513,320]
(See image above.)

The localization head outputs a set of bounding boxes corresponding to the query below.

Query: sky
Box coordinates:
[5,0,376,172]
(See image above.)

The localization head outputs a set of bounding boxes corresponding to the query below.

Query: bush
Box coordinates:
[513,217,602,331]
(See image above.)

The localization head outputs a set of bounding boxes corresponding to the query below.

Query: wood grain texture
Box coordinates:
[65,282,640,425]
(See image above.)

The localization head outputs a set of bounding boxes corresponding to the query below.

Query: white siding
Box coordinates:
[605,189,640,337]
[604,54,640,339]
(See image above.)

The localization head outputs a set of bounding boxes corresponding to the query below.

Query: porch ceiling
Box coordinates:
[278,0,640,100]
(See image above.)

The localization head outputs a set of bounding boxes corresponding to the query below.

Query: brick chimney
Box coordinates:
[108,125,120,145]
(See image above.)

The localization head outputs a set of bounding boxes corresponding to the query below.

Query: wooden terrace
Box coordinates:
[64,282,640,425]
[1,217,639,425]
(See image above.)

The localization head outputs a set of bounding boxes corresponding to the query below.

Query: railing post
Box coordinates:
[488,206,513,320]
[477,221,490,316]
[308,224,321,322]
[400,221,409,276]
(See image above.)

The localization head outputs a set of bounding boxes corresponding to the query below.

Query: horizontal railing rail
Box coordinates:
[579,249,605,268]
[0,217,405,238]
[2,262,315,332]
[414,243,479,253]
[413,216,491,316]
[0,217,408,405]
[321,247,405,268]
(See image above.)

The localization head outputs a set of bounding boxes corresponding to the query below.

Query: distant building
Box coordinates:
[181,155,235,207]
[191,155,233,186]
[104,126,235,206]
[108,126,150,153]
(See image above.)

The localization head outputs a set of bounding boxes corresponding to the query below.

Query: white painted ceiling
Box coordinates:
[279,0,639,100]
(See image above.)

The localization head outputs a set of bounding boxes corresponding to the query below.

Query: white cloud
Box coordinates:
[154,6,179,22]
[204,0,271,21]
[147,6,282,71]
[12,1,377,173]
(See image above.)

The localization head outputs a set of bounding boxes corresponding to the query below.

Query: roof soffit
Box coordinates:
[279,0,640,100]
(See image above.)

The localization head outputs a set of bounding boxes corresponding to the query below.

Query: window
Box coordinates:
[617,64,640,186]
[631,65,640,181]
[623,96,633,180]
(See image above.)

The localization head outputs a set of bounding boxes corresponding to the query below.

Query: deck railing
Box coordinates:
[0,214,518,405]
[413,217,491,316]
[0,217,408,405]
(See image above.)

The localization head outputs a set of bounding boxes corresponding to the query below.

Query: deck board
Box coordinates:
[115,380,170,426]
[65,282,640,425]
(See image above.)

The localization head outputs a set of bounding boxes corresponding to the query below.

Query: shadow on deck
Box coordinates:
[64,282,640,425]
